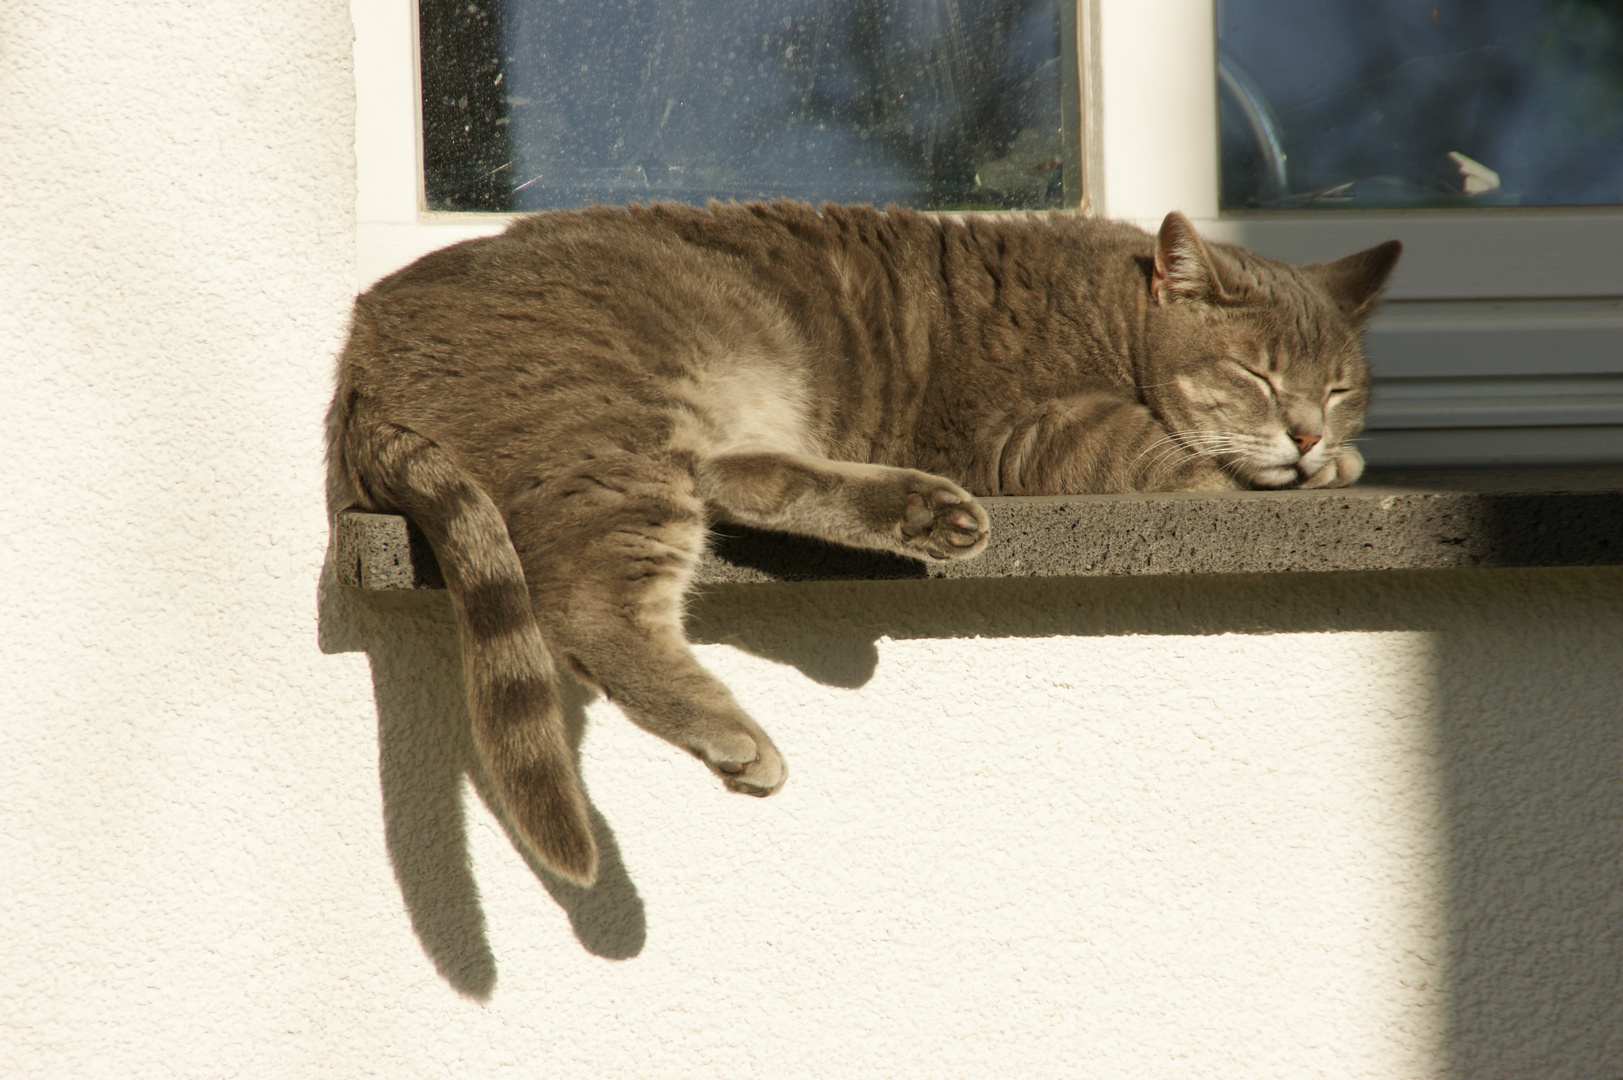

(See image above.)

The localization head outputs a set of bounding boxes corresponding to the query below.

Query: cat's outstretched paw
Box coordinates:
[894,480,990,560]
[1298,448,1365,489]
[693,726,787,797]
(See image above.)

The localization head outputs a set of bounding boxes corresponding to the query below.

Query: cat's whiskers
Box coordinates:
[1134,429,1231,464]
[1138,430,1237,460]
[1134,436,1206,484]
[1136,428,1244,486]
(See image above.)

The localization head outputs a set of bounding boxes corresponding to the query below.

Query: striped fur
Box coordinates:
[327,202,1398,886]
[334,396,598,883]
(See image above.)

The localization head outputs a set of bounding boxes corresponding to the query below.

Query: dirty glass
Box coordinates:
[419,0,1078,212]
[1217,0,1623,209]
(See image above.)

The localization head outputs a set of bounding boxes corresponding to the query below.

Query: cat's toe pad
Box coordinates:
[897,483,989,560]
[900,492,935,535]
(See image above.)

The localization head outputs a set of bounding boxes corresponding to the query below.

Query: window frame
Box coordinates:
[355,0,1623,296]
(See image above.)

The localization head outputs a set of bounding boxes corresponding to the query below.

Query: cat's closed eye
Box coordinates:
[1233,363,1277,395]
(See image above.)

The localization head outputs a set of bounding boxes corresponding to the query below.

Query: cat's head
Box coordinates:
[1140,212,1401,489]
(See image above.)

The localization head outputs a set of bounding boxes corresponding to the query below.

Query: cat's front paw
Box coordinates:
[1298,447,1365,489]
[897,480,989,560]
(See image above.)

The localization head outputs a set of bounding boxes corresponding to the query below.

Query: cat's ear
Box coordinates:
[1151,211,1227,305]
[1310,240,1403,320]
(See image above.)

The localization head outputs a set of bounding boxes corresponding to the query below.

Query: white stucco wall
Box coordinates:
[3,3,1621,1077]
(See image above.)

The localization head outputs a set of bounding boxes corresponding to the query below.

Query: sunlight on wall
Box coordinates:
[422,623,1451,1079]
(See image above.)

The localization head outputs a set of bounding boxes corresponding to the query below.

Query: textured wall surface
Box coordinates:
[3,3,1622,1078]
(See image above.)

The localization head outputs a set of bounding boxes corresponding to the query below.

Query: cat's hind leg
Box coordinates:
[505,450,786,797]
[695,451,990,561]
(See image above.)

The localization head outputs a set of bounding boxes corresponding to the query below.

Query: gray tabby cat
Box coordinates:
[329,201,1400,885]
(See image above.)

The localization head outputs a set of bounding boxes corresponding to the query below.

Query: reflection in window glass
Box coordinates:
[420,0,1078,212]
[1217,0,1623,209]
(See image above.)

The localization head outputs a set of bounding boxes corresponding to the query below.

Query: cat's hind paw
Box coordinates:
[693,726,787,798]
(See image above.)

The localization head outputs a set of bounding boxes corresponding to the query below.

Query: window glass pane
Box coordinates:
[1217,1,1623,209]
[420,0,1078,212]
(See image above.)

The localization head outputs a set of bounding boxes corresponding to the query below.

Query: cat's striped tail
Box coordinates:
[333,393,599,887]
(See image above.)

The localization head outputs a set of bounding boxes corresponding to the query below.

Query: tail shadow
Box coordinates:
[317,565,646,995]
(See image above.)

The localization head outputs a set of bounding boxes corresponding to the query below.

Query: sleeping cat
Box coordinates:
[329,201,1400,885]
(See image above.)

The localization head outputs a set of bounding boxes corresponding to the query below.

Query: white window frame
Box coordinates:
[353,0,1623,465]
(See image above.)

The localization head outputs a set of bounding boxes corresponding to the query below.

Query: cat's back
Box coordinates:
[340,204,862,471]
[360,207,747,319]
[355,204,877,362]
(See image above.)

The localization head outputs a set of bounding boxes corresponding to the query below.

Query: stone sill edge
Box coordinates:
[334,468,1623,589]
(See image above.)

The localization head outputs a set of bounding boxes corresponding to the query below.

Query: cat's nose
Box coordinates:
[1292,433,1321,455]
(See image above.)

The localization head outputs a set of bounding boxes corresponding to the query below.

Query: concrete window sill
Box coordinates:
[333,466,1623,589]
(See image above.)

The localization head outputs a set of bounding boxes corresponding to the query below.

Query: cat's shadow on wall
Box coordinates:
[317,567,647,998]
[314,547,1453,994]
[314,541,1408,994]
